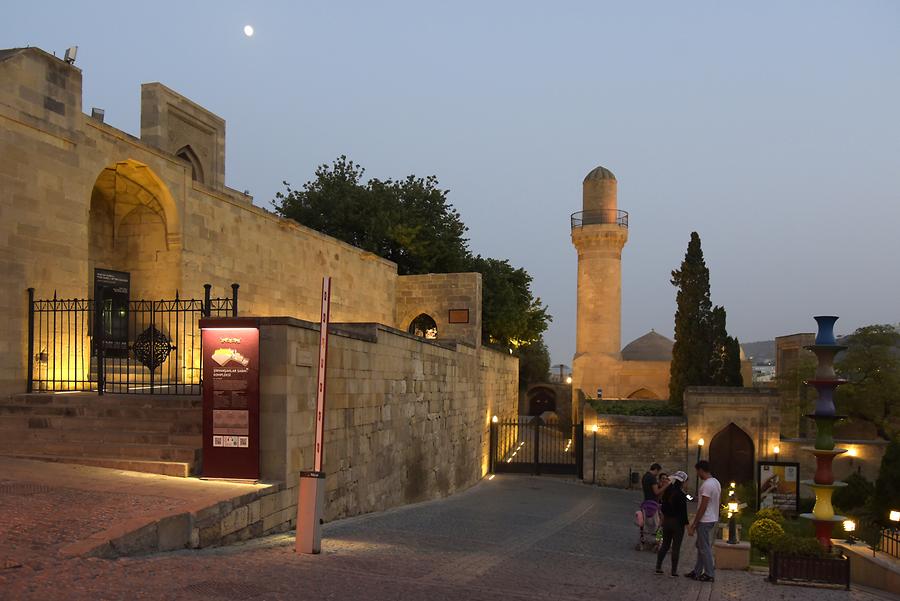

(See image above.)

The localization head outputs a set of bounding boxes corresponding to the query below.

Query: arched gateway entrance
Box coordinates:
[708,423,755,485]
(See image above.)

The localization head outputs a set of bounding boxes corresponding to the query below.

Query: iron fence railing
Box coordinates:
[570,209,629,229]
[27,284,238,395]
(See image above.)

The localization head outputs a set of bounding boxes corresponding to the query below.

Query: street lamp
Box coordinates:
[727,501,740,544]
[890,510,900,523]
[843,519,857,544]
[591,424,599,485]
[565,376,572,385]
[773,444,780,462]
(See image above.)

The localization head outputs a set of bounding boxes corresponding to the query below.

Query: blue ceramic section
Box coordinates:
[814,316,839,345]
[813,383,836,416]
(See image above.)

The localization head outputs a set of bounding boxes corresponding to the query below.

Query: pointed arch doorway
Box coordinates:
[708,423,755,485]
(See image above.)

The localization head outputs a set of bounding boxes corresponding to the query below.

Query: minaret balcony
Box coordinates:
[570,210,628,229]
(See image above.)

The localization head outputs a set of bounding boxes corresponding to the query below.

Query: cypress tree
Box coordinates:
[710,305,744,386]
[669,232,713,404]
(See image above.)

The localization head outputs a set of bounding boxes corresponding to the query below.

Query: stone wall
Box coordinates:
[582,403,688,487]
[258,317,518,522]
[395,273,482,347]
[0,48,470,395]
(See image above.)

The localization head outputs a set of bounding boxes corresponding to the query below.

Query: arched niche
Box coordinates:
[88,159,182,298]
[708,422,755,485]
[627,387,659,400]
[175,145,205,184]
[526,386,557,416]
[408,313,438,340]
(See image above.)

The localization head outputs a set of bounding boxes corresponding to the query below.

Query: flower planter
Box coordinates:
[768,551,850,589]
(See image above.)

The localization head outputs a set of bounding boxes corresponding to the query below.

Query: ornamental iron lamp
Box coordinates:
[727,500,740,544]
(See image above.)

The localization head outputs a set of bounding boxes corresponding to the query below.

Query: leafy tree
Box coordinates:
[669,232,713,403]
[872,436,900,524]
[669,232,742,403]
[777,353,817,437]
[274,156,551,353]
[516,338,551,390]
[836,324,900,439]
[709,305,743,386]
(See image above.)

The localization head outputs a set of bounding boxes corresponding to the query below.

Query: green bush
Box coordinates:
[771,534,825,558]
[798,497,815,514]
[589,400,683,416]
[748,518,785,552]
[755,507,785,524]
[833,472,874,512]
[873,437,900,525]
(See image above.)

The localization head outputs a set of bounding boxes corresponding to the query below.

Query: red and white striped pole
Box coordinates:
[296,277,331,554]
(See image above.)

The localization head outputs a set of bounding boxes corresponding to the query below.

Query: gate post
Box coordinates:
[94,296,105,396]
[533,417,542,476]
[489,417,498,474]
[231,283,240,317]
[26,288,35,393]
[575,422,584,480]
[203,284,211,317]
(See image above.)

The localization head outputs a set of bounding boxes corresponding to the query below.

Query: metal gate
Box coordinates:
[490,416,583,476]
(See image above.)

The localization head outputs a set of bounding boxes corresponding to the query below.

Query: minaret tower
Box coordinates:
[571,166,629,414]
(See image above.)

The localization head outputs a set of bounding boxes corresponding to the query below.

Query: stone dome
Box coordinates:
[583,165,616,183]
[621,330,673,361]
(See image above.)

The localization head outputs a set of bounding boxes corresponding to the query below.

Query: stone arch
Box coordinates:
[175,145,205,184]
[627,387,660,400]
[526,386,557,416]
[407,313,438,340]
[708,422,755,485]
[88,160,182,297]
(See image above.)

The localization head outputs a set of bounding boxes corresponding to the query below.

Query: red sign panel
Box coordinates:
[200,318,260,480]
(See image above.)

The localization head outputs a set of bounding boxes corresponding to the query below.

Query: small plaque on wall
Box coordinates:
[448,309,469,324]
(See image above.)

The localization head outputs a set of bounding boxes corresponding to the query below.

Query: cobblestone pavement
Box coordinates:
[0,457,267,569]
[2,475,897,600]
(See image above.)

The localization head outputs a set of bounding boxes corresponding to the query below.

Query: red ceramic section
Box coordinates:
[813,520,834,550]
[814,453,835,484]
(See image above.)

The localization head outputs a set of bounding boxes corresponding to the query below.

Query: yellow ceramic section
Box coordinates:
[810,484,836,520]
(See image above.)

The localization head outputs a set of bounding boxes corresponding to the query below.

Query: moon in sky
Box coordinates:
[243,25,254,37]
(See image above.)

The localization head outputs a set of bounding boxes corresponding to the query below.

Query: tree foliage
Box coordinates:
[836,324,900,439]
[669,232,742,404]
[872,437,900,524]
[274,156,552,376]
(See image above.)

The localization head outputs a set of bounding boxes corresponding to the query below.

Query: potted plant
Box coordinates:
[768,534,850,589]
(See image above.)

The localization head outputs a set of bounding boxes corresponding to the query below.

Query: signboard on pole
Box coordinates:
[758,461,800,514]
[297,277,331,555]
[313,277,331,472]
[200,317,260,480]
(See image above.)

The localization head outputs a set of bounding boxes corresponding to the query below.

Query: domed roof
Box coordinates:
[584,165,616,183]
[621,330,673,361]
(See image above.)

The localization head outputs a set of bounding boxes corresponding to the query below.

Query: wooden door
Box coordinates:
[709,423,755,485]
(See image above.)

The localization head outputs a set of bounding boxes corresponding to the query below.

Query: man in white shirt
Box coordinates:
[686,460,721,582]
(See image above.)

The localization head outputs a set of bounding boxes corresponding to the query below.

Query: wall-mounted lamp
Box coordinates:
[774,444,780,462]
[890,510,900,523]
[491,415,498,424]
[565,376,572,385]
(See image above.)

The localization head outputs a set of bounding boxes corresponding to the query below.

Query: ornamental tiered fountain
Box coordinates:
[800,315,848,549]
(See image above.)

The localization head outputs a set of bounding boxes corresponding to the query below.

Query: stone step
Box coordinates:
[0,453,191,477]
[0,439,200,463]
[0,404,201,422]
[0,426,201,447]
[6,393,201,409]
[0,415,201,434]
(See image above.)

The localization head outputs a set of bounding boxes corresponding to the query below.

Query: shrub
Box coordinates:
[755,507,785,524]
[748,518,785,552]
[873,437,900,525]
[833,472,874,512]
[589,400,683,416]
[771,534,825,558]
[735,482,757,511]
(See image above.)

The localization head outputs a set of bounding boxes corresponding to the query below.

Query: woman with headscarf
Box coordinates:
[655,470,689,576]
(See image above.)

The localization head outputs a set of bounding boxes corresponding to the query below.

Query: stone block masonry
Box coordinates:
[258,317,518,523]
[582,404,688,487]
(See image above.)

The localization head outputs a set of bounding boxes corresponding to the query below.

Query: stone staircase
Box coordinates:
[0,393,202,477]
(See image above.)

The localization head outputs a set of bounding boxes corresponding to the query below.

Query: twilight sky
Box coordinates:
[4,1,899,365]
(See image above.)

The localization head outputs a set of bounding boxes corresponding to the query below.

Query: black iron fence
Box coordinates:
[27,284,238,395]
[490,416,583,476]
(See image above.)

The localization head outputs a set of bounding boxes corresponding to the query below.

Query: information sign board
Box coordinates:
[200,318,260,480]
[758,461,800,514]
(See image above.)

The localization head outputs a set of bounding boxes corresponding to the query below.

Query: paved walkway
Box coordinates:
[0,457,268,566]
[1,474,897,600]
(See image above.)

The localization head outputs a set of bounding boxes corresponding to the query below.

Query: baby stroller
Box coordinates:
[633,500,662,551]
